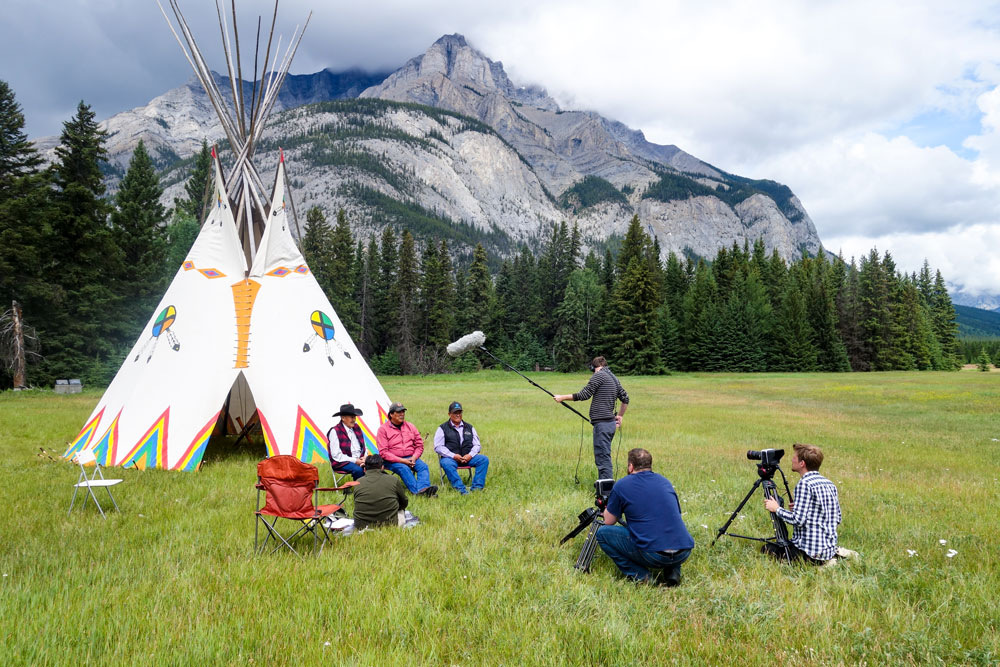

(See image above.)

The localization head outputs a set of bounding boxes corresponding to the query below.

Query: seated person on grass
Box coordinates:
[763,442,842,564]
[352,455,409,531]
[375,402,437,496]
[596,448,694,587]
[433,401,489,494]
[326,403,368,481]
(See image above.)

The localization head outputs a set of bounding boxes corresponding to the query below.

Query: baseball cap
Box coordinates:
[448,401,463,413]
[388,402,406,414]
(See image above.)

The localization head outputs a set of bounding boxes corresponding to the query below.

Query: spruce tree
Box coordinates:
[394,230,419,373]
[977,347,992,371]
[301,206,334,296]
[44,101,118,384]
[353,238,374,359]
[930,270,961,369]
[611,255,664,375]
[373,226,398,355]
[466,244,494,338]
[177,139,212,222]
[164,212,199,273]
[0,81,52,387]
[553,268,603,371]
[772,272,818,371]
[680,261,720,371]
[329,209,359,336]
[110,139,168,346]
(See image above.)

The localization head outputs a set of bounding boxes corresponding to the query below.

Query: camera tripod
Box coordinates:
[560,507,604,572]
[712,464,795,559]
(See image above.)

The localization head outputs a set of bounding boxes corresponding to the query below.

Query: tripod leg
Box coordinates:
[712,478,764,545]
[761,480,792,549]
[575,519,603,572]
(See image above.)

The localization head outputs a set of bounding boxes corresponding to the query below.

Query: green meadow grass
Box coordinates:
[1,371,998,665]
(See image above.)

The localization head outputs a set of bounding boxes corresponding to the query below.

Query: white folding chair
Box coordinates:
[69,449,123,519]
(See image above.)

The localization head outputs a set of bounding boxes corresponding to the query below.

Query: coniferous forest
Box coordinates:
[0,79,972,388]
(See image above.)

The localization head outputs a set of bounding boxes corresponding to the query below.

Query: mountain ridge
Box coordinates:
[37,33,824,264]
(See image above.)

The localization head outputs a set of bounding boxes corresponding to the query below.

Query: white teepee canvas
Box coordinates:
[66,153,391,470]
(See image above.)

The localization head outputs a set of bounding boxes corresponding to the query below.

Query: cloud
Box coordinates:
[7,1,1000,293]
[825,223,1000,297]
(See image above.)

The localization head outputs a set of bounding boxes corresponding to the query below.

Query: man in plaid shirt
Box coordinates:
[763,443,841,563]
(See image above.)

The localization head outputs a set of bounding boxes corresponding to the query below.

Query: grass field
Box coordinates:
[1,371,998,665]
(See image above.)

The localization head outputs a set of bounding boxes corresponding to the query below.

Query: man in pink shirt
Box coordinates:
[375,402,437,496]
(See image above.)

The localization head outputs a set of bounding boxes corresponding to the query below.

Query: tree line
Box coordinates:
[305,209,962,376]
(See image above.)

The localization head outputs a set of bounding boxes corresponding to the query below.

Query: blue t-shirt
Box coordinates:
[605,471,695,552]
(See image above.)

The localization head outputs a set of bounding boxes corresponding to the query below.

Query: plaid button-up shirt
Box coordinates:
[776,471,841,561]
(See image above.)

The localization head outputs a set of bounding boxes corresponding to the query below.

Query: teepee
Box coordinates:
[65,1,391,469]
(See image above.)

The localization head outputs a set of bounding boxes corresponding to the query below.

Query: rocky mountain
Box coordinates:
[361,34,823,261]
[41,34,824,264]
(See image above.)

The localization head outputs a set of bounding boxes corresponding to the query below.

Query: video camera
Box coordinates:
[594,478,614,510]
[746,448,784,466]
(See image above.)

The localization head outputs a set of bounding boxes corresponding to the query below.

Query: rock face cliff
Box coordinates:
[43,33,824,263]
[361,34,823,261]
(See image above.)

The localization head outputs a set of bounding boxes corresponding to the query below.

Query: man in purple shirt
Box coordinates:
[433,401,489,494]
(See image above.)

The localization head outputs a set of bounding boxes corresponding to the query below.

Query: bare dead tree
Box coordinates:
[0,301,41,389]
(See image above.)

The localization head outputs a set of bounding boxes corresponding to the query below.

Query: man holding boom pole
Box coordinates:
[554,356,629,480]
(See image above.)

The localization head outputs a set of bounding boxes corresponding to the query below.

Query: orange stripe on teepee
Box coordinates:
[231,278,261,368]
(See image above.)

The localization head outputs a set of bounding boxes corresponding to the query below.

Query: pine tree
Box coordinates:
[394,230,419,372]
[43,101,119,384]
[553,268,603,371]
[0,80,52,387]
[164,212,199,273]
[466,244,493,334]
[718,271,771,371]
[772,271,818,371]
[373,226,398,355]
[930,270,961,369]
[301,206,334,296]
[611,254,664,375]
[329,209,359,337]
[176,139,212,222]
[680,261,720,371]
[802,253,850,372]
[977,347,992,371]
[353,238,375,359]
[110,139,168,346]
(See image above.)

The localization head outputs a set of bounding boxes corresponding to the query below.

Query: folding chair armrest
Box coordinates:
[317,481,359,493]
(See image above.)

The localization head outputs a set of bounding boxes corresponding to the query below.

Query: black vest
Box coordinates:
[439,420,474,456]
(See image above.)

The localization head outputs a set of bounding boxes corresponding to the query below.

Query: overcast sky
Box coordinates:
[4,0,1000,298]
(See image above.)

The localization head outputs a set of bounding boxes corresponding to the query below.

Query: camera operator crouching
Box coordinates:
[596,448,694,587]
[762,443,842,564]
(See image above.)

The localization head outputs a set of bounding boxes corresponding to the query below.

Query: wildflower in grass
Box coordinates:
[939,539,947,545]
[946,549,958,558]
[906,550,917,557]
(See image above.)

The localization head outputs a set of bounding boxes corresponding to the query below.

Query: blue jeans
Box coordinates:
[332,461,365,481]
[440,454,489,493]
[385,459,431,493]
[593,420,616,479]
[596,524,692,583]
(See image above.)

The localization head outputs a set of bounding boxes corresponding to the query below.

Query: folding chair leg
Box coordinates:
[87,485,108,519]
[68,486,81,516]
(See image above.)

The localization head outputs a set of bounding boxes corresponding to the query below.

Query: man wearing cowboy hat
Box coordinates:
[326,403,368,481]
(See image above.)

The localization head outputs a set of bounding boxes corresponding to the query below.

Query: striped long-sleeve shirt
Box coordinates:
[573,368,629,422]
[776,471,841,561]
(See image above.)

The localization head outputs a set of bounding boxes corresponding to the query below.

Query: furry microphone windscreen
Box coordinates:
[446,331,486,357]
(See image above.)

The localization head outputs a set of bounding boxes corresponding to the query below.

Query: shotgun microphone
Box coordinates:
[446,330,486,357]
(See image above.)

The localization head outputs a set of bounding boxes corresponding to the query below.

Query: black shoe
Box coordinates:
[655,567,682,588]
[426,485,438,497]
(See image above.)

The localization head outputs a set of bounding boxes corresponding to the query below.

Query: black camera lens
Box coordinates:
[747,450,762,461]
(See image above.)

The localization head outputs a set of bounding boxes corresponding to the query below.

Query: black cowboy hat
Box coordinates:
[333,403,364,417]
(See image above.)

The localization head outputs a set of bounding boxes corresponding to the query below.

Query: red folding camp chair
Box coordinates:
[254,455,346,557]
